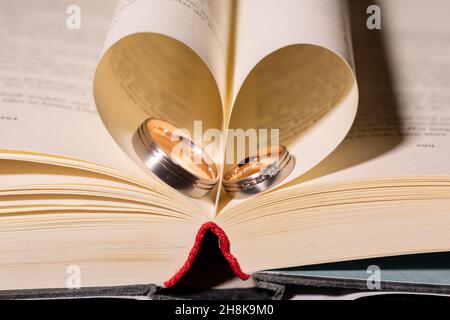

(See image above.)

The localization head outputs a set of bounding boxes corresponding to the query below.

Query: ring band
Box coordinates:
[132,118,219,198]
[222,145,294,199]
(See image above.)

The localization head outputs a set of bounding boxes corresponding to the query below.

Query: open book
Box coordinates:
[1,0,450,291]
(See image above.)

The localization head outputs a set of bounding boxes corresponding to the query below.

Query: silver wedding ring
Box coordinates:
[132,118,219,198]
[222,145,294,199]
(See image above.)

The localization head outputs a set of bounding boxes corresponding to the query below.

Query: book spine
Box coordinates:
[163,222,250,287]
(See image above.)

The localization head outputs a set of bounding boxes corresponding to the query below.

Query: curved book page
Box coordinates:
[223,0,358,210]
[94,0,231,163]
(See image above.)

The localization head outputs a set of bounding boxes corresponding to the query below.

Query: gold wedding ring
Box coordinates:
[132,118,219,198]
[222,145,295,199]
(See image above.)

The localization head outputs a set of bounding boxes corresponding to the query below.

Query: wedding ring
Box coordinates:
[222,145,294,199]
[132,118,219,198]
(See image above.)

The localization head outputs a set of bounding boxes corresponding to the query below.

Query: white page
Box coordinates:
[0,0,146,177]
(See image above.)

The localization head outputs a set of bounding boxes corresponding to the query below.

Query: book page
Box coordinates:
[0,0,146,177]
[94,0,233,166]
[284,0,450,188]
[221,0,359,210]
